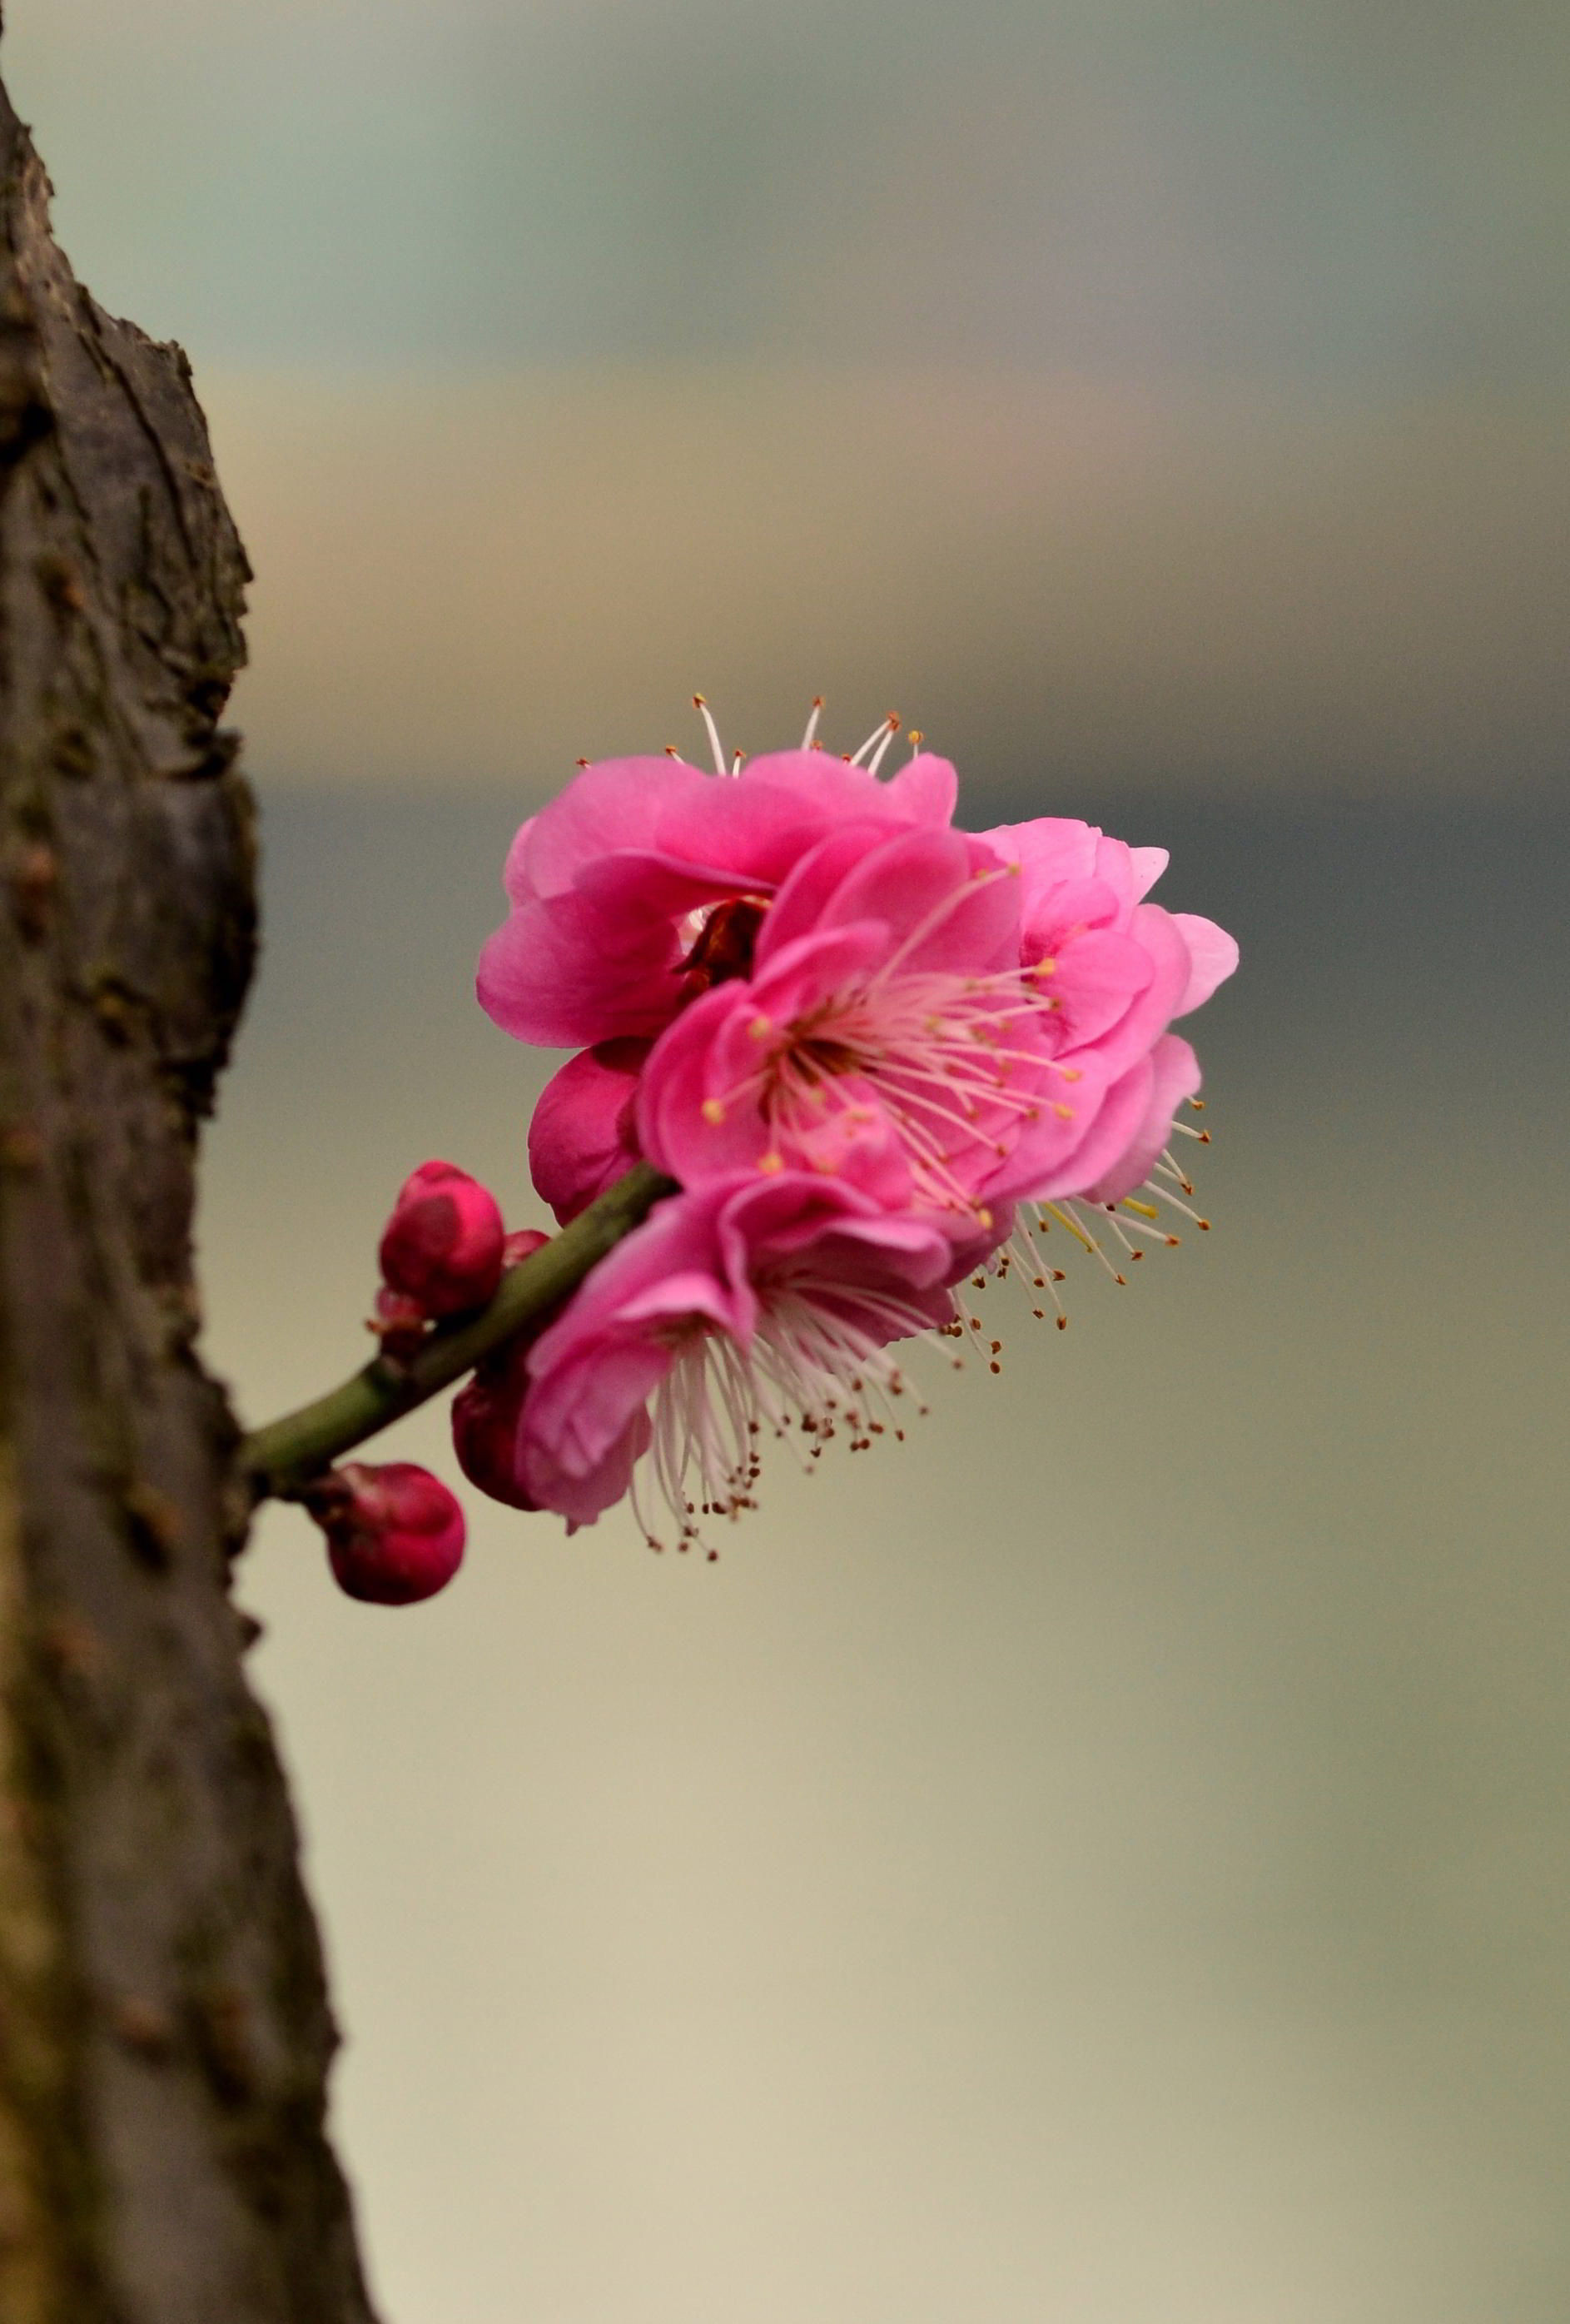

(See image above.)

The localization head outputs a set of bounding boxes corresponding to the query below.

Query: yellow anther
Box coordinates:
[701,1097,726,1125]
[1121,1197,1160,1221]
[1044,1202,1096,1253]
[1053,1102,1076,1120]
[758,1152,784,1175]
[748,1015,773,1041]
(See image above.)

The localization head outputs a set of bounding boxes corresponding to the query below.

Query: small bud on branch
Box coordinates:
[241,1161,675,1503]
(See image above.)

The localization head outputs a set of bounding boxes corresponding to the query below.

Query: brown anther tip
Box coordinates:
[693,693,707,707]
[1197,1219,1211,1231]
[989,1361,1001,1374]
[1114,1273,1127,1286]
[989,1340,1002,1355]
[1198,1129,1211,1142]
[885,711,900,729]
[1130,1249,1145,1260]
[1056,1315,1068,1329]
[1032,1307,1045,1318]
[1189,1097,1205,1109]
[575,755,589,767]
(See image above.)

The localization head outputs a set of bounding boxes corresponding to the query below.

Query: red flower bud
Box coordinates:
[449,1233,554,1509]
[310,1461,466,1605]
[379,1160,505,1318]
[450,1336,537,1510]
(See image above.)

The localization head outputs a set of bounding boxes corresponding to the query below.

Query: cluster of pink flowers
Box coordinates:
[470,713,1235,1555]
[307,711,1236,1595]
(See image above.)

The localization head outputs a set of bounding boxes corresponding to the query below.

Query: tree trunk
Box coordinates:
[0,52,376,2324]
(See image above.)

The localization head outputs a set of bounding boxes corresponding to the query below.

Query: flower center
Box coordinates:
[716,962,1071,1220]
[678,893,769,997]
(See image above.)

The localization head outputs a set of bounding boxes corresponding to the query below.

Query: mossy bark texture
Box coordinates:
[0,53,376,2324]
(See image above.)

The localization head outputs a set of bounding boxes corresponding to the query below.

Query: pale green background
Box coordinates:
[7,6,1568,2319]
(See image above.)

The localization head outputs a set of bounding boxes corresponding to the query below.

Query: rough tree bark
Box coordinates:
[0,47,377,2324]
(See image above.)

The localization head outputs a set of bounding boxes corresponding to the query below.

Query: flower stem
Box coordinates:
[240,1162,676,1503]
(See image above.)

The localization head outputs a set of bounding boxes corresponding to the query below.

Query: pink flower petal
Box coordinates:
[529,1040,648,1223]
[1170,913,1241,1016]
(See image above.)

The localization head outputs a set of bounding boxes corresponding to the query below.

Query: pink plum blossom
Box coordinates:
[504,1173,966,1550]
[477,746,961,1049]
[626,812,1235,1233]
[976,814,1238,1202]
[470,719,1238,1545]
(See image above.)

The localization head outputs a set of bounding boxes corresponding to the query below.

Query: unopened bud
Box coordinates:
[379,1160,505,1318]
[309,1461,466,1605]
[451,1335,538,1510]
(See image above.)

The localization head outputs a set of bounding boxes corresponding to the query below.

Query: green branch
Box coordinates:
[240,1162,675,1502]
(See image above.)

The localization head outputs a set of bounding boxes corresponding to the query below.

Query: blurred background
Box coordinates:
[9,3,1569,2318]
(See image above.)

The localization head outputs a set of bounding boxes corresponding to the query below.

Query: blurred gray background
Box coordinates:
[8,4,1569,2319]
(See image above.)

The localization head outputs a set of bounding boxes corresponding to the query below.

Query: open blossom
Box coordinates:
[499,1172,970,1550]
[976,814,1237,1203]
[477,744,961,1050]
[504,741,1237,1238]
[632,819,1155,1229]
[455,707,1239,1548]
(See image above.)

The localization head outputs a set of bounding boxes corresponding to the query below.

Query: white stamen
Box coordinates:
[1142,1178,1210,1229]
[693,694,728,777]
[848,712,901,769]
[625,1276,946,1555]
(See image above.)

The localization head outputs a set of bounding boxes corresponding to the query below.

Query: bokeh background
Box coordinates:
[10,4,1570,2318]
